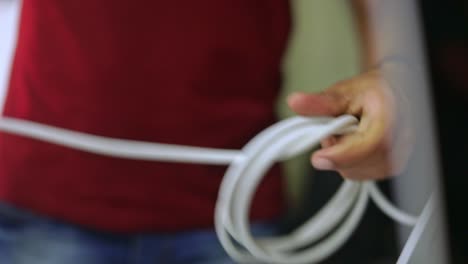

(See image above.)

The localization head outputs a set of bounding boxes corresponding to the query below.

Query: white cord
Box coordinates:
[0,115,420,263]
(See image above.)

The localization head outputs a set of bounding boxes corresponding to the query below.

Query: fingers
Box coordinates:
[334,151,392,180]
[311,91,394,180]
[287,92,348,117]
[321,136,338,148]
[312,129,383,170]
[312,134,391,180]
[286,71,399,180]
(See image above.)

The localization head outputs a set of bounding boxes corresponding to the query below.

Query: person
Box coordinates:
[0,0,414,263]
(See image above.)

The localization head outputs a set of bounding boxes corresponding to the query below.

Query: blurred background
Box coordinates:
[0,0,466,263]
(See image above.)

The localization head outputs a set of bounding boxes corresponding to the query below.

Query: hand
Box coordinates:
[287,69,411,180]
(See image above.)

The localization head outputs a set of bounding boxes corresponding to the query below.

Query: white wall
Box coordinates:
[0,0,20,112]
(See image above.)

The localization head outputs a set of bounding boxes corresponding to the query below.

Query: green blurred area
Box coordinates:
[276,0,361,207]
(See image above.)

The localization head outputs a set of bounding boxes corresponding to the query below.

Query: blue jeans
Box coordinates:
[0,203,277,264]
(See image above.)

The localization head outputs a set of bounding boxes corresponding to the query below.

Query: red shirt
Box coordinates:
[0,0,291,232]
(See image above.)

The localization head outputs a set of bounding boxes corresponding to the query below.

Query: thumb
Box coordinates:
[287,92,348,116]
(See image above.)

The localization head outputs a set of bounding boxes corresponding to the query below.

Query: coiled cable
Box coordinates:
[0,115,420,263]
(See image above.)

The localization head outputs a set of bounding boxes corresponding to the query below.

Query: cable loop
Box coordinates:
[0,116,420,263]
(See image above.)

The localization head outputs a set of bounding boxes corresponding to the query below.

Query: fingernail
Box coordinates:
[312,157,335,170]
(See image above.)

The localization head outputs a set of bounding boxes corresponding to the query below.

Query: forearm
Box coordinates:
[351,0,439,182]
[350,0,426,71]
[350,0,378,69]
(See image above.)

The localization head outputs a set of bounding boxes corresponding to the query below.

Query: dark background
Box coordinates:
[419,1,468,263]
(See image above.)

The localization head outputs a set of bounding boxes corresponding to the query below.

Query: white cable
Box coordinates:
[368,181,418,226]
[0,117,239,164]
[0,115,422,263]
